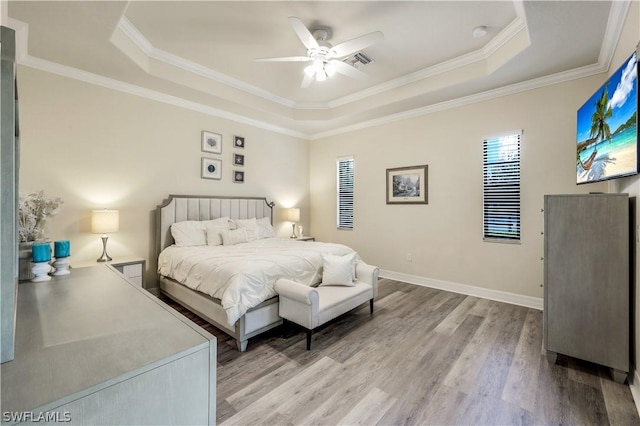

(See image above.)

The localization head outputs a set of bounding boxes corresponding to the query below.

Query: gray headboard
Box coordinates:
[156,195,275,256]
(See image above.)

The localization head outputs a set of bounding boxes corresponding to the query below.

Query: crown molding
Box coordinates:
[17,54,309,140]
[310,62,607,140]
[598,0,631,71]
[114,16,297,109]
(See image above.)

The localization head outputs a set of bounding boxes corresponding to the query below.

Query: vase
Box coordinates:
[18,242,34,281]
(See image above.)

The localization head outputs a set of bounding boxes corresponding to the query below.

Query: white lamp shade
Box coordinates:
[91,209,119,234]
[286,208,300,222]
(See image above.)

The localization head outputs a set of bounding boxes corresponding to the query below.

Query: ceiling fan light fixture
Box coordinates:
[324,62,337,76]
[304,65,315,78]
[316,70,327,82]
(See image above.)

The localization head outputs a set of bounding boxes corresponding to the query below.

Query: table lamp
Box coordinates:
[91,209,119,262]
[286,208,300,239]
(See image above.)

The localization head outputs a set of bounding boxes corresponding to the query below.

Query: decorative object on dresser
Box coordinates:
[201,157,222,180]
[91,209,119,262]
[234,135,245,148]
[285,208,300,238]
[30,242,52,282]
[18,191,63,280]
[233,170,245,183]
[297,236,315,242]
[544,193,629,383]
[234,153,244,166]
[386,164,428,204]
[52,240,71,276]
[201,130,222,154]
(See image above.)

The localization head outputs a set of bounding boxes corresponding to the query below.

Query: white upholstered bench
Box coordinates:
[275,262,379,349]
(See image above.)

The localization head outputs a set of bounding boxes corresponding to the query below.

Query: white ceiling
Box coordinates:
[6,1,629,139]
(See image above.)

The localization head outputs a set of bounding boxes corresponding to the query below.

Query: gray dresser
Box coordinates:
[1,265,216,425]
[544,193,629,383]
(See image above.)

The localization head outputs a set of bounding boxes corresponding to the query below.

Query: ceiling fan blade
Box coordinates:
[329,31,383,58]
[255,56,312,62]
[288,17,319,50]
[329,60,368,80]
[301,73,314,88]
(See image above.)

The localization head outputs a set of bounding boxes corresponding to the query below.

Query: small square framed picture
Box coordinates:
[234,153,245,166]
[202,158,222,180]
[202,131,222,154]
[233,170,245,183]
[234,136,245,149]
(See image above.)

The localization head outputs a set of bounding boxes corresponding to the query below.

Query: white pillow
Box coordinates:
[204,217,230,246]
[222,228,249,246]
[256,217,275,239]
[171,221,206,247]
[320,253,356,287]
[233,218,259,241]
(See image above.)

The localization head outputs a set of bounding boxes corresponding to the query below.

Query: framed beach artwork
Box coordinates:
[234,136,245,149]
[386,165,428,204]
[234,153,245,166]
[201,131,222,154]
[201,158,222,180]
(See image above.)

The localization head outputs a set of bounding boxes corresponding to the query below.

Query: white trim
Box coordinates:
[18,55,309,140]
[630,370,640,417]
[599,1,631,71]
[483,129,523,141]
[379,269,543,311]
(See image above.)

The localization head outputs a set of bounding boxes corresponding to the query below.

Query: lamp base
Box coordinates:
[290,223,297,239]
[97,235,113,262]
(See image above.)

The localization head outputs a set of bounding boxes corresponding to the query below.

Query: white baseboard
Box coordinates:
[379,269,543,310]
[630,370,640,416]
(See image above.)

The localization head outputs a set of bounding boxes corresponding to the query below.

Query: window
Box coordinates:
[483,131,521,242]
[337,156,354,230]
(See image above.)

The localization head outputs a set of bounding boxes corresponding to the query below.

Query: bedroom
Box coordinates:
[2,0,640,424]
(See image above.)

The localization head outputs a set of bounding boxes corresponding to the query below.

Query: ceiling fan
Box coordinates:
[256,17,383,88]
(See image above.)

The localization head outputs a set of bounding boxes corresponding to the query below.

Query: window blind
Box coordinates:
[483,132,521,241]
[337,156,354,230]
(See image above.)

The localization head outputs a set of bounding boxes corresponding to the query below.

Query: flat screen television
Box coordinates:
[576,50,638,184]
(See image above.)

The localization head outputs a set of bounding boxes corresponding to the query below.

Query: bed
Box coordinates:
[156,195,378,352]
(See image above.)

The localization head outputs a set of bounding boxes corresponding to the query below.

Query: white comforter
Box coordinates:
[157,238,356,326]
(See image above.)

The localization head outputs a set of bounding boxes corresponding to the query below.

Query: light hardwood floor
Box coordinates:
[163,279,640,425]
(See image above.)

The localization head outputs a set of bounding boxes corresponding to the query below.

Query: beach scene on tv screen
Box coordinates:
[576,52,637,184]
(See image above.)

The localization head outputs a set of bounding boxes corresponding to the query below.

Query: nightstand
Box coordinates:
[110,258,146,287]
[296,236,315,242]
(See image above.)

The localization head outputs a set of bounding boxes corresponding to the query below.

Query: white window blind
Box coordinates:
[483,132,521,242]
[337,156,354,230]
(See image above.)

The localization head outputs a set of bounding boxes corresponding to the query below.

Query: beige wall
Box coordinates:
[17,67,309,286]
[309,73,610,300]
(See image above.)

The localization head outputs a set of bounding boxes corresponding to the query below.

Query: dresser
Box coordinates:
[1,265,216,425]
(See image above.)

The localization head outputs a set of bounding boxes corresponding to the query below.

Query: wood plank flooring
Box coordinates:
[161,279,640,425]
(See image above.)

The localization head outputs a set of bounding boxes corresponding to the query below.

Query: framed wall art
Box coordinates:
[386,164,428,204]
[201,157,222,180]
[234,136,245,149]
[234,153,245,166]
[233,170,245,183]
[201,131,222,154]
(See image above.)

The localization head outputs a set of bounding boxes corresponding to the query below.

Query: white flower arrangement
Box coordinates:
[18,191,63,243]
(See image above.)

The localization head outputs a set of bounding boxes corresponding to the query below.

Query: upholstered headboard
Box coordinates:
[156,195,275,256]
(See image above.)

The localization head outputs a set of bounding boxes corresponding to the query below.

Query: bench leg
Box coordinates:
[370,299,374,314]
[306,330,312,350]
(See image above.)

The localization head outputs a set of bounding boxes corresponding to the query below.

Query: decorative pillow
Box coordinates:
[256,217,275,239]
[233,218,260,241]
[203,217,230,246]
[320,253,357,287]
[171,221,206,247]
[222,228,249,246]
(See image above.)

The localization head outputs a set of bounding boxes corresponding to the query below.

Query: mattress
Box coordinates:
[157,238,356,325]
